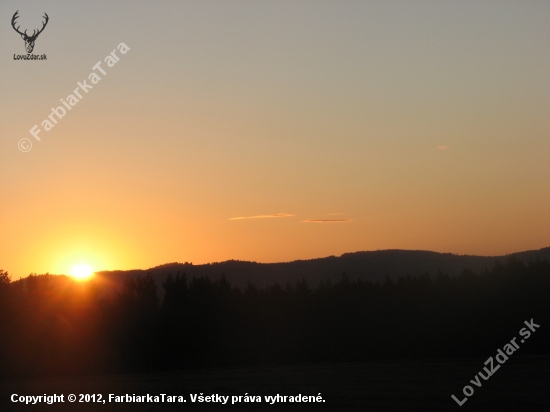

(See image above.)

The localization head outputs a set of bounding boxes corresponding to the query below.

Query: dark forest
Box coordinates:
[0,257,548,379]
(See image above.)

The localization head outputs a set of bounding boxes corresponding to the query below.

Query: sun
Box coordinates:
[71,264,94,280]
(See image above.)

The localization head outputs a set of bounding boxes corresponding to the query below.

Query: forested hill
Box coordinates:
[2,249,549,378]
[95,247,550,290]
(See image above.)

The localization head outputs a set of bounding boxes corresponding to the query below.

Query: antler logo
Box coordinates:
[11,11,49,54]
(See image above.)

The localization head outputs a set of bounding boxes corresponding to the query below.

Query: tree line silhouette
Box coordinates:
[0,257,548,379]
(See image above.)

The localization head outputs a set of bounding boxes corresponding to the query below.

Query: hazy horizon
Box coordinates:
[10,244,550,281]
[2,1,549,279]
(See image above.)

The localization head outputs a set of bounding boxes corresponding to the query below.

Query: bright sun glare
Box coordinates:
[71,264,94,280]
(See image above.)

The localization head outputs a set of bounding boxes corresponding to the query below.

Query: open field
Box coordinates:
[1,355,548,411]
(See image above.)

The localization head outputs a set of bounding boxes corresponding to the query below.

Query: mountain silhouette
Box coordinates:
[2,247,549,381]
[94,247,550,291]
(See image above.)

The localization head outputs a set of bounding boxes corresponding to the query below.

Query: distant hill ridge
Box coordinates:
[95,247,550,290]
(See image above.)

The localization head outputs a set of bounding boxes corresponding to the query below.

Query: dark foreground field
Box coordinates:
[1,355,548,412]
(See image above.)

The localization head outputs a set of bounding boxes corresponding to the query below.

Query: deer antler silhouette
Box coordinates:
[12,11,49,53]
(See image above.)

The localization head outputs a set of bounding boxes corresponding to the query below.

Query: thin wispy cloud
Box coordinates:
[303,219,353,223]
[437,145,450,150]
[230,213,294,220]
[324,213,346,216]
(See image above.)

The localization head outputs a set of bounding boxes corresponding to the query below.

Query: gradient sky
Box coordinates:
[1,1,549,279]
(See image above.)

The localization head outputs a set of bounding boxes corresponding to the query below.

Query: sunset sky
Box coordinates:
[1,1,549,279]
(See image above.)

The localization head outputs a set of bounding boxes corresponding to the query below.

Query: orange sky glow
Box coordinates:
[1,1,549,279]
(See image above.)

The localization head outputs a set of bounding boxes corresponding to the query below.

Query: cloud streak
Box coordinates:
[230,213,294,220]
[302,219,353,223]
[437,145,449,150]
